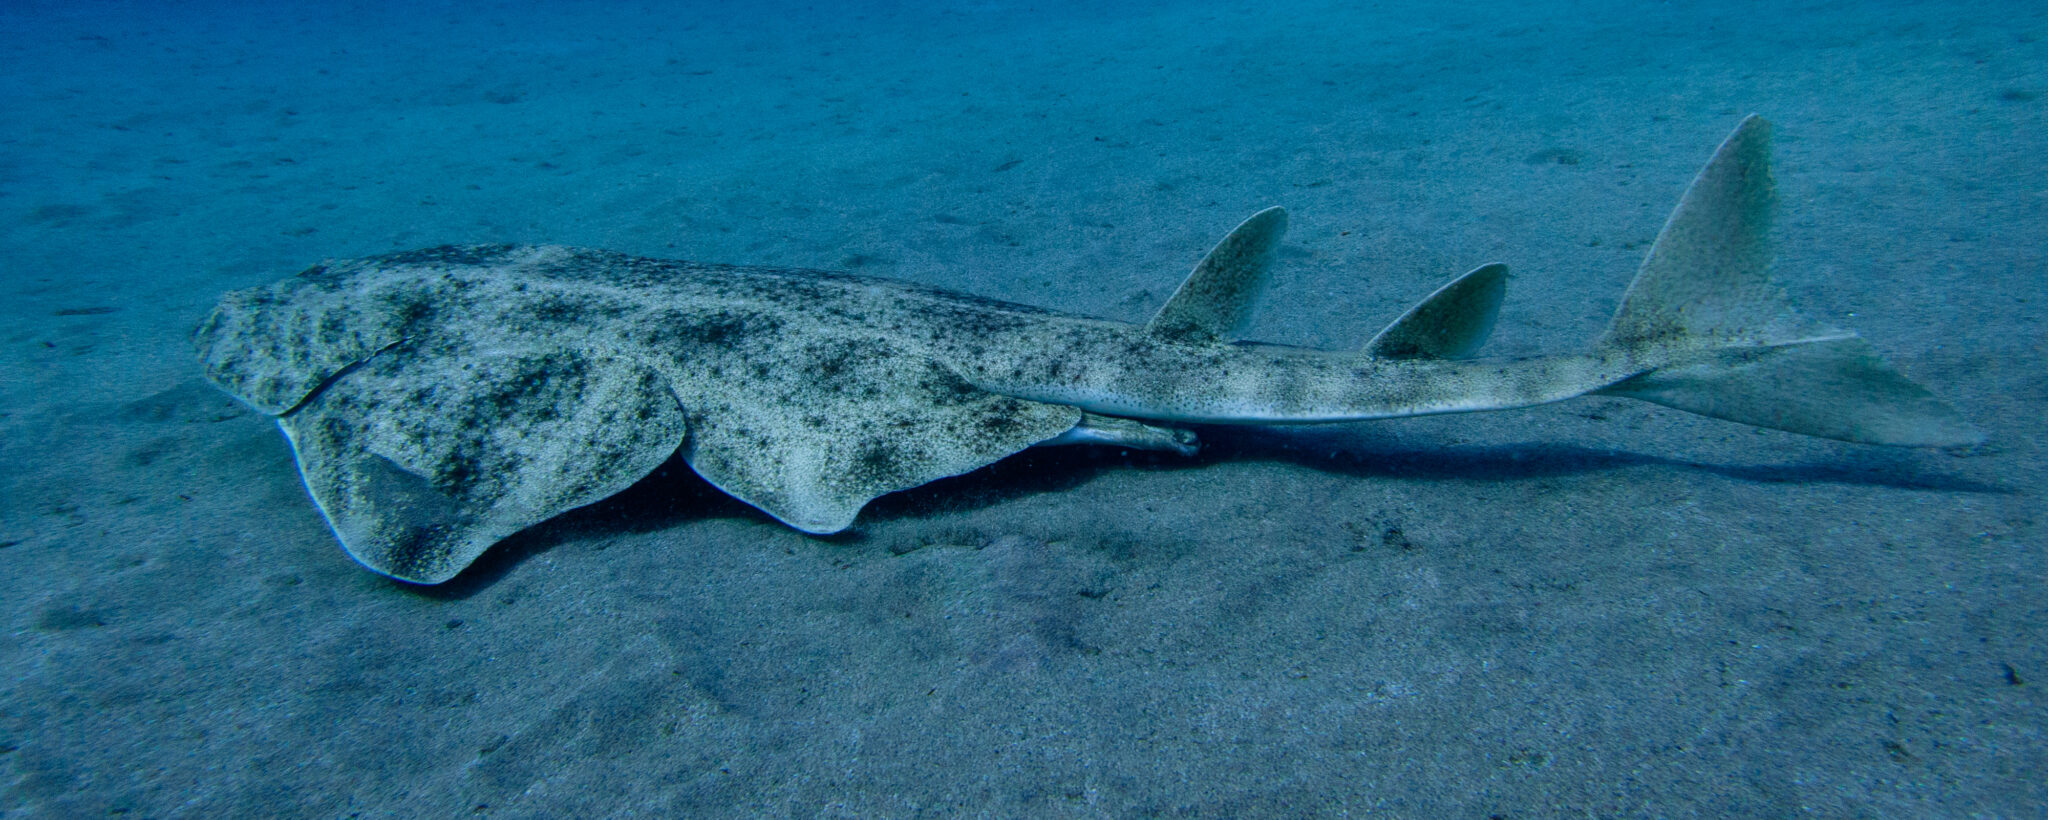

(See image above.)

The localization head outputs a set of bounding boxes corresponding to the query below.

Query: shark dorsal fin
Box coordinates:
[1145,206,1287,343]
[1365,263,1508,359]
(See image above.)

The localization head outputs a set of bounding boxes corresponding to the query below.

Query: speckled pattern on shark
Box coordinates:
[197,246,1087,582]
[196,116,1979,584]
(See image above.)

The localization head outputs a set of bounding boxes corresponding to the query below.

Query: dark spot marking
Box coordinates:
[854,442,901,481]
[378,292,437,332]
[376,244,518,268]
[440,452,482,495]
[527,294,590,323]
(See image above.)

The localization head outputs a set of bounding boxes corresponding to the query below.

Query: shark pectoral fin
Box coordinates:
[676,336,1081,534]
[279,348,687,584]
[194,260,415,415]
[1144,206,1288,343]
[1365,263,1508,360]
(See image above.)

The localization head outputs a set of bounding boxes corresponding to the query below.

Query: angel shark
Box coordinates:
[195,116,1978,584]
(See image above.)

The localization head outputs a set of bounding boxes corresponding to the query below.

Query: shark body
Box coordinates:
[196,116,1978,583]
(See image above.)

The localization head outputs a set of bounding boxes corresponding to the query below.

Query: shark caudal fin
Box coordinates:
[1592,115,1980,447]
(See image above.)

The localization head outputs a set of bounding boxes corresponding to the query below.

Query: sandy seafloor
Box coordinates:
[2,0,2044,815]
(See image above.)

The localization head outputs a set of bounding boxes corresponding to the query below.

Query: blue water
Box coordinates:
[3,0,2043,815]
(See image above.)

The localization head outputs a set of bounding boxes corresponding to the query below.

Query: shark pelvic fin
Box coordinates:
[1146,206,1287,343]
[1366,263,1508,359]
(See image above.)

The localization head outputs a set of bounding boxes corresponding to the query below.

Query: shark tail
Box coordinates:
[1590,115,1981,447]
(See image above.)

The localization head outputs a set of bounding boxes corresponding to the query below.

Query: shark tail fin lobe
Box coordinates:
[1591,115,1980,447]
[1597,115,1843,354]
[1597,337,1983,447]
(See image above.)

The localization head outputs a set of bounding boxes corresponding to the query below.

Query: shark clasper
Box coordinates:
[196,116,1978,584]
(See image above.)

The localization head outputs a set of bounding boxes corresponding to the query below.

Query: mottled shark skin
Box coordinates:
[196,116,1979,583]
